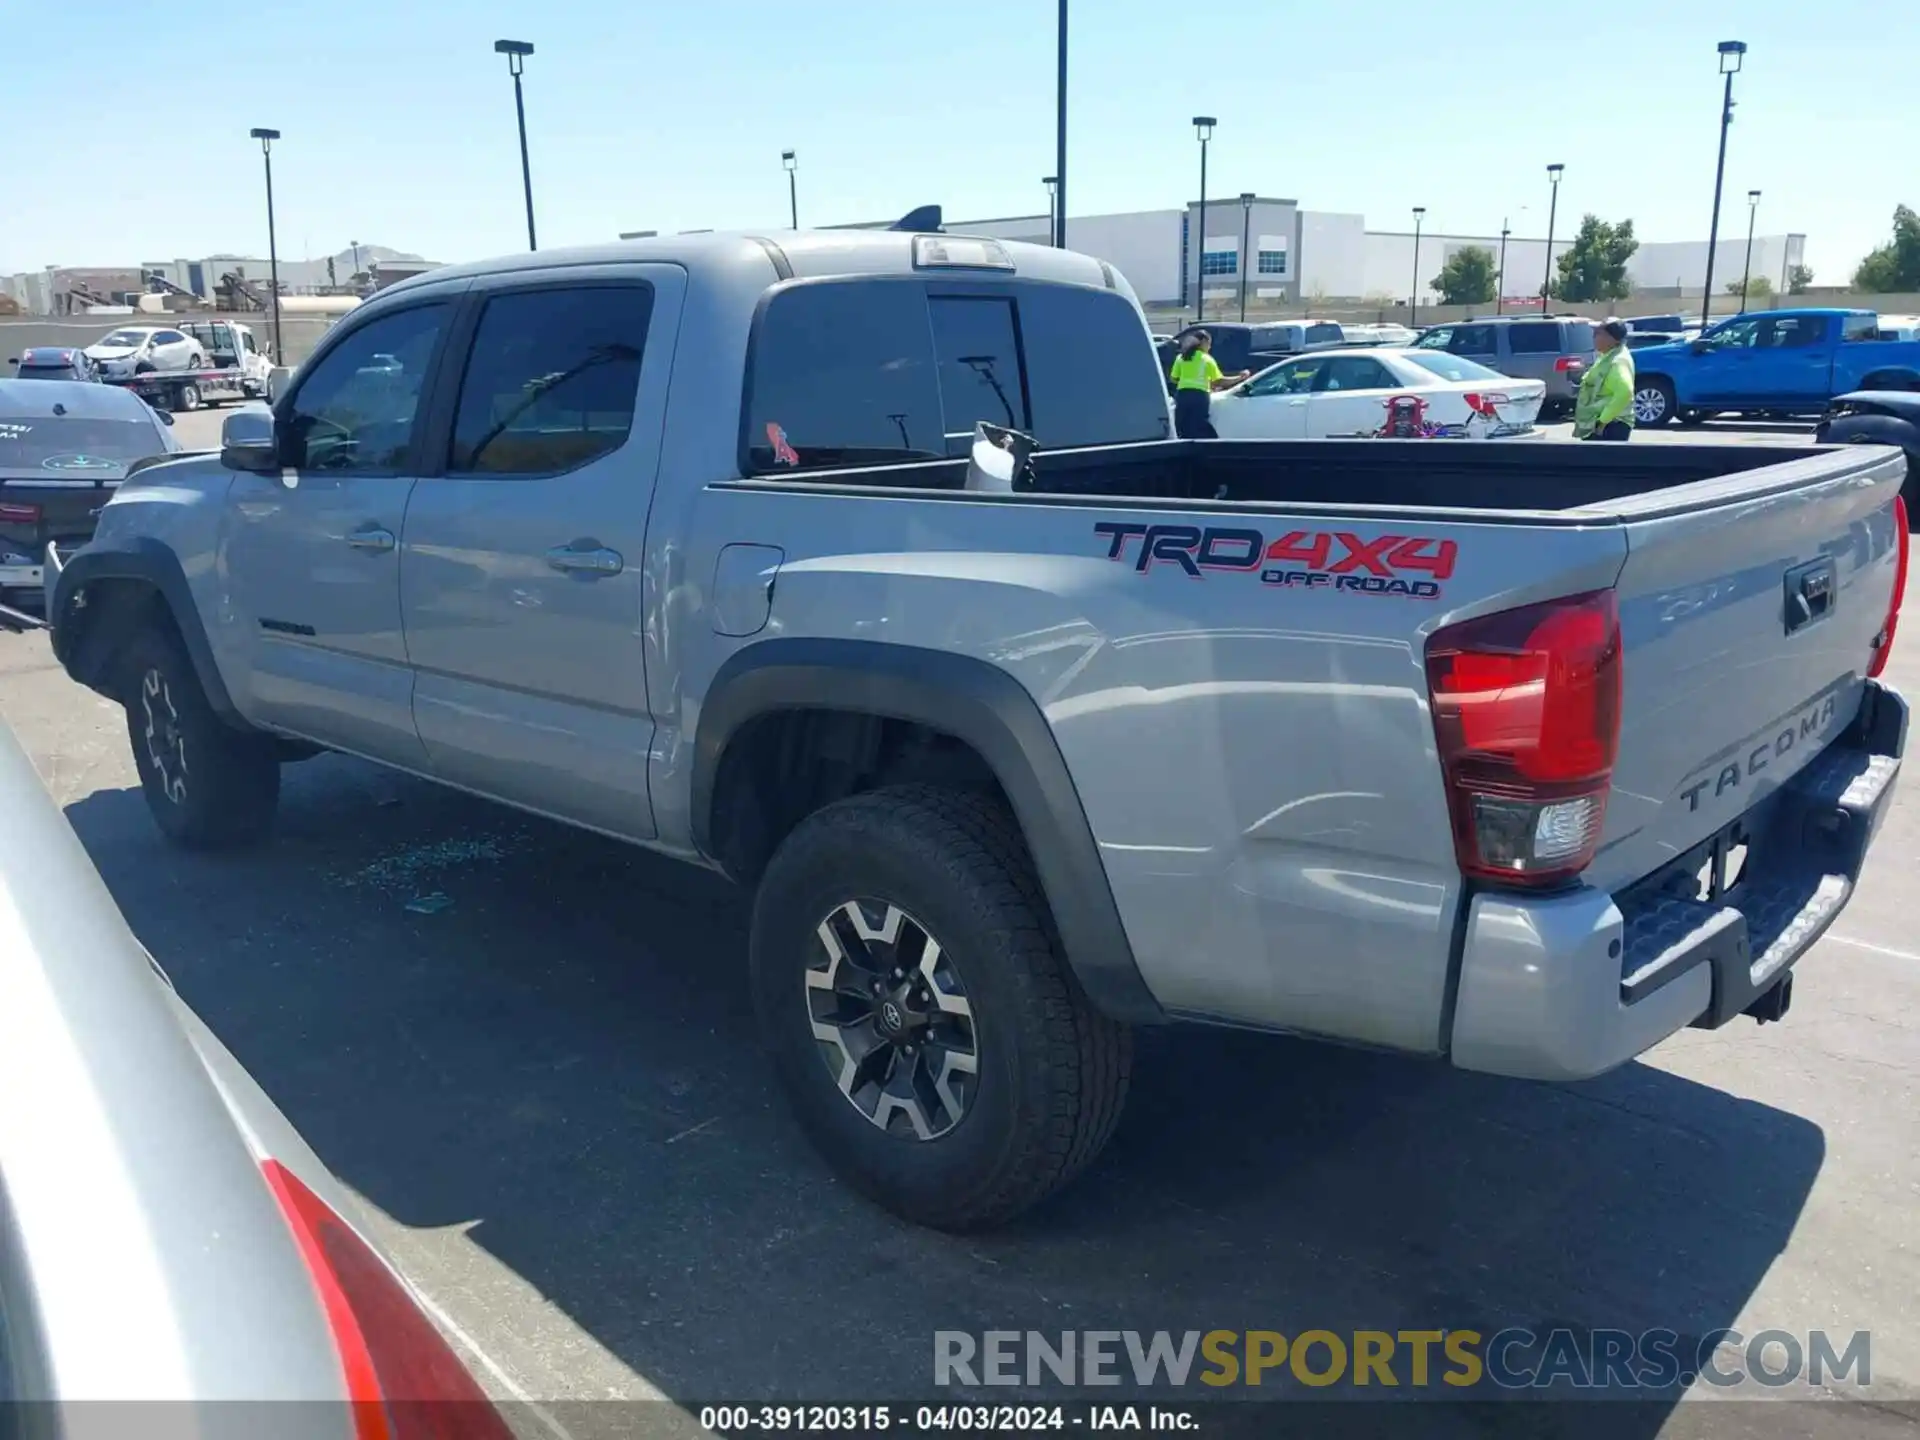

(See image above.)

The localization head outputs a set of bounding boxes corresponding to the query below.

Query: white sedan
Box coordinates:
[1209,347,1546,440]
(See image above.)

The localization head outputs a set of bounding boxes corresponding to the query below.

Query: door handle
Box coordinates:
[545,544,624,577]
[346,526,395,553]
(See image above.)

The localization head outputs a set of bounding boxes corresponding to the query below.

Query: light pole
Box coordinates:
[1054,0,1068,247]
[1192,116,1215,320]
[248,128,283,365]
[1740,189,1761,311]
[1699,40,1747,329]
[1238,193,1255,321]
[1410,206,1426,326]
[349,238,361,291]
[1541,163,1564,312]
[1043,176,1059,249]
[493,39,537,251]
[782,150,798,229]
[1497,219,1511,314]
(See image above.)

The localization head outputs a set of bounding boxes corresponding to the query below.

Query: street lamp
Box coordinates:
[493,39,538,251]
[1238,193,1255,321]
[1192,116,1216,320]
[1043,176,1059,250]
[1054,0,1068,247]
[1542,163,1564,312]
[782,150,798,229]
[1740,189,1761,311]
[1699,40,1747,328]
[1410,206,1426,326]
[247,128,283,365]
[1497,219,1511,315]
[348,238,361,290]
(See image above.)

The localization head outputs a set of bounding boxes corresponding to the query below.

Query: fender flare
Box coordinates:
[1855,370,1920,393]
[50,537,243,725]
[1819,412,1919,504]
[692,637,1166,1024]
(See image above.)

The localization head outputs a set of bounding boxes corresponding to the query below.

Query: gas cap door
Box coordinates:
[711,543,785,637]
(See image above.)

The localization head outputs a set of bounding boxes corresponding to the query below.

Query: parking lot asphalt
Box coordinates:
[6,411,1917,1436]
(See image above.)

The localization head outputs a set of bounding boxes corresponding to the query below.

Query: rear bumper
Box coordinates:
[1448,680,1906,1081]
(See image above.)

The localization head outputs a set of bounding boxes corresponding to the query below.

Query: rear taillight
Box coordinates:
[1426,589,1623,888]
[1554,356,1583,373]
[1869,494,1909,678]
[262,1161,512,1440]
[0,502,42,523]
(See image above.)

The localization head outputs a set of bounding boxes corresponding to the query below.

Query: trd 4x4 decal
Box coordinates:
[1093,522,1456,599]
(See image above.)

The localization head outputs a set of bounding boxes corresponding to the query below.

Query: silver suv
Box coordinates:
[1413,316,1596,414]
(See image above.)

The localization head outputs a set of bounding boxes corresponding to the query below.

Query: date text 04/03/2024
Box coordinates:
[698,1403,1194,1434]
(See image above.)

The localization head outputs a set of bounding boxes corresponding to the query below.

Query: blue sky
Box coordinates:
[6,0,1912,284]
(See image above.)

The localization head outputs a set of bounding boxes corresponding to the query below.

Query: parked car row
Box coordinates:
[1210,347,1544,439]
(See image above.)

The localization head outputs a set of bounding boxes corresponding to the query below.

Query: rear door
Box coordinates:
[1584,451,1906,894]
[1753,313,1832,408]
[400,265,681,840]
[1496,321,1562,385]
[1305,353,1402,436]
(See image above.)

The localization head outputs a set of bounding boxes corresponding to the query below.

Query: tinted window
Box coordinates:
[1413,328,1452,350]
[1251,325,1301,351]
[448,286,652,476]
[1564,321,1594,350]
[930,296,1028,439]
[284,303,447,473]
[1505,323,1565,354]
[1844,315,1881,342]
[746,280,943,471]
[153,330,186,346]
[1016,285,1171,448]
[1448,325,1498,354]
[1766,315,1826,348]
[1243,359,1321,397]
[1315,356,1399,391]
[1703,317,1762,349]
[1305,323,1343,345]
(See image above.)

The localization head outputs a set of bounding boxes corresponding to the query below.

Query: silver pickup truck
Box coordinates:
[44,231,1909,1230]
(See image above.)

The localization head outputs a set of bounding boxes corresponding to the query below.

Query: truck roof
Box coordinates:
[379,229,1130,301]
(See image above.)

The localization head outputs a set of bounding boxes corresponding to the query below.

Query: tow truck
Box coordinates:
[100,319,270,412]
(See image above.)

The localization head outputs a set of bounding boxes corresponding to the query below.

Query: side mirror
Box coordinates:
[153,408,175,427]
[267,366,292,401]
[5,357,16,366]
[1690,339,1711,354]
[219,407,280,473]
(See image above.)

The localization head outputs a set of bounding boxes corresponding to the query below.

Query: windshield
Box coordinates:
[95,330,151,349]
[0,415,161,474]
[1403,352,1505,383]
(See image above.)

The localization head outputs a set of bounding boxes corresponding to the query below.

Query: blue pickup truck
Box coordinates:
[1631,308,1920,427]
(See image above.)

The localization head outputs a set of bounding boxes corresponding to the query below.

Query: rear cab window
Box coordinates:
[1304,323,1343,346]
[744,278,1169,473]
[1843,314,1879,343]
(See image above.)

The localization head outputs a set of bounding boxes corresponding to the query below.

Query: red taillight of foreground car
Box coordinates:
[1869,494,1909,679]
[0,502,42,524]
[262,1160,513,1440]
[1425,589,1623,888]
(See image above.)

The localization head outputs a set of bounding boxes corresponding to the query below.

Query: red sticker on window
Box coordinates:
[766,422,799,467]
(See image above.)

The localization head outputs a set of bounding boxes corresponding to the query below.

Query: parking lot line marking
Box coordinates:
[410,1285,583,1440]
[1825,932,1920,963]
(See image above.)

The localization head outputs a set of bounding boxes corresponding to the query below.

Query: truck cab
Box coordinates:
[177,320,272,392]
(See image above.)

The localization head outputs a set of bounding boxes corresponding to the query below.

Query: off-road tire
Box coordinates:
[122,623,280,848]
[750,784,1132,1230]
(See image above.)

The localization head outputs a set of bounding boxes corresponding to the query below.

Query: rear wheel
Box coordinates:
[750,784,1131,1230]
[122,623,280,848]
[175,382,202,411]
[1633,377,1676,428]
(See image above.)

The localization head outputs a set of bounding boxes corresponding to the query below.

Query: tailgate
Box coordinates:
[1585,444,1906,893]
[0,479,117,579]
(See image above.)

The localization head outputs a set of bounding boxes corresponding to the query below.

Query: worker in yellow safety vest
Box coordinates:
[1574,317,1637,441]
[1168,330,1251,439]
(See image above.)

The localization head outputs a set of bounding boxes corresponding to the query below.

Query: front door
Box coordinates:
[1210,356,1320,439]
[219,298,454,766]
[1689,315,1764,404]
[399,266,682,841]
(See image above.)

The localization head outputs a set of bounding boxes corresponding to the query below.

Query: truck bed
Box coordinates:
[778,436,1849,518]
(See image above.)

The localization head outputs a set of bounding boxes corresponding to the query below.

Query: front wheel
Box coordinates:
[750,785,1132,1231]
[123,623,280,848]
[175,382,202,411]
[1633,377,1677,428]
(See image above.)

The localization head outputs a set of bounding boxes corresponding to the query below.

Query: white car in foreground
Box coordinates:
[1210,348,1546,440]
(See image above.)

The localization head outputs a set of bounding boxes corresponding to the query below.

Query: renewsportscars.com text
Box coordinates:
[934,1328,1872,1392]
